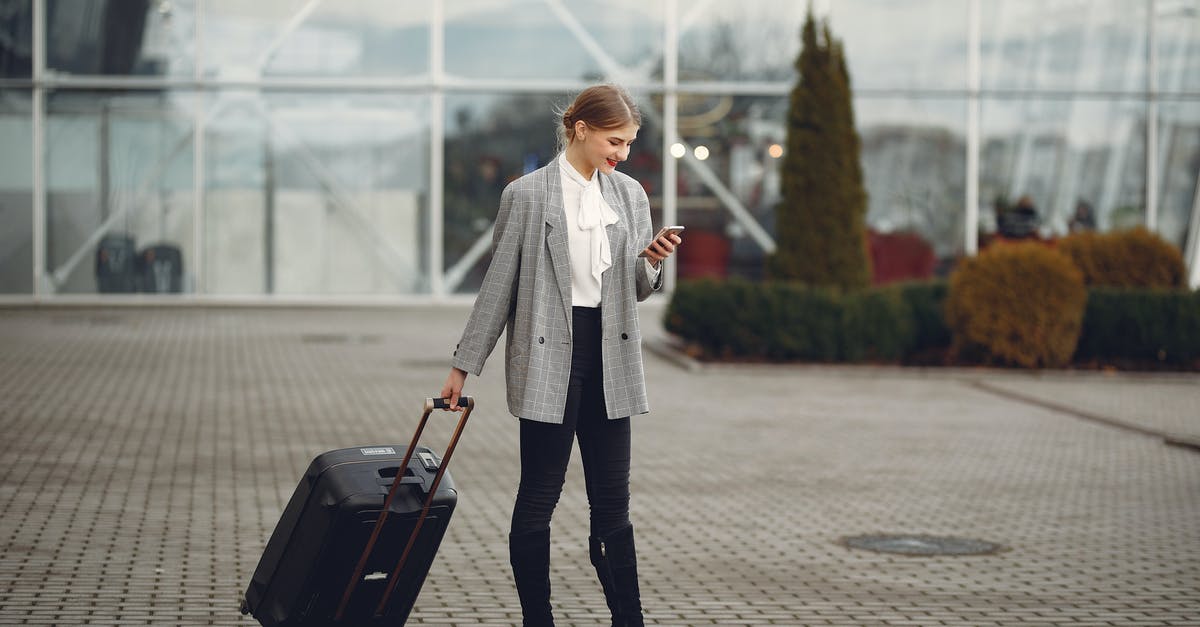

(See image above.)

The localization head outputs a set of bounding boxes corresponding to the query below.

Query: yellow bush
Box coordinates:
[946,242,1087,368]
[1058,227,1185,288]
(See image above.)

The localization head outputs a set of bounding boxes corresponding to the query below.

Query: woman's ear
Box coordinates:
[575,120,588,141]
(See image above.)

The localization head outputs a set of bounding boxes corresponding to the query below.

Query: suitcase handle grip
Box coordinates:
[335,396,475,620]
[432,396,472,410]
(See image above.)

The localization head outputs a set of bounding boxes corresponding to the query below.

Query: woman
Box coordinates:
[439,84,681,627]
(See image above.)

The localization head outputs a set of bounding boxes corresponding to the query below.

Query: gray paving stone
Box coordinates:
[0,304,1197,626]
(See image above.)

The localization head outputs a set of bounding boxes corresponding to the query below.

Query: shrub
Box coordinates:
[945,242,1087,368]
[896,280,951,363]
[1057,227,1185,288]
[1075,287,1200,367]
[666,279,846,361]
[769,10,871,289]
[840,286,913,361]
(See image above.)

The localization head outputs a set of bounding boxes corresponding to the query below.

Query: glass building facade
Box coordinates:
[1,0,1198,299]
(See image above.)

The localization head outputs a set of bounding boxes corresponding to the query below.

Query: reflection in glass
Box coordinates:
[0,91,32,292]
[679,0,967,89]
[204,92,429,295]
[204,1,428,78]
[1157,0,1200,94]
[444,92,559,293]
[676,95,786,280]
[445,0,662,81]
[857,97,966,273]
[0,1,32,78]
[1156,100,1200,249]
[981,0,1147,93]
[444,90,662,293]
[981,98,1147,241]
[678,95,966,281]
[46,0,195,77]
[46,91,195,294]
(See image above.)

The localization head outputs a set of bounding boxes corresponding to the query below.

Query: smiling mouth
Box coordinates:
[606,158,618,167]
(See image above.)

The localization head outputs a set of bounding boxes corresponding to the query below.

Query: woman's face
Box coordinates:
[574,121,639,175]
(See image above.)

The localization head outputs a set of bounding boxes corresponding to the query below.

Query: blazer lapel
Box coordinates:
[543,159,573,331]
[599,173,626,306]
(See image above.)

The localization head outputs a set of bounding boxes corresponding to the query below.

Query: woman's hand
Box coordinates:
[643,233,683,268]
[440,367,468,411]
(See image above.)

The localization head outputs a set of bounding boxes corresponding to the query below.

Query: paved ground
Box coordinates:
[0,303,1198,626]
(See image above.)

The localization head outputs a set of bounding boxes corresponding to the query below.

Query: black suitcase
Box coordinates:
[241,397,474,626]
[136,244,184,293]
[95,234,138,293]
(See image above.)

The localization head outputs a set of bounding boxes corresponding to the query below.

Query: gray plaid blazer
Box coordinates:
[451,158,662,424]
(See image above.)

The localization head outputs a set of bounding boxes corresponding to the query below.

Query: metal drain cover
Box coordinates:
[840,534,1005,556]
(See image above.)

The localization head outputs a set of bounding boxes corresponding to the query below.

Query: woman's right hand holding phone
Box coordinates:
[642,226,684,268]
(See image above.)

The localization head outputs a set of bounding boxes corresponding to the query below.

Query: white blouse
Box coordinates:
[558,153,662,308]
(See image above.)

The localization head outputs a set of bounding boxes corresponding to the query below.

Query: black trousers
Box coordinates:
[510,306,632,538]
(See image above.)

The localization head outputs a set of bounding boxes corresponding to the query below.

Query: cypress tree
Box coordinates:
[768,9,871,288]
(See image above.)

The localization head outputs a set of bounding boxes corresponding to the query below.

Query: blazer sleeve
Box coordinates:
[452,183,522,376]
[632,184,663,301]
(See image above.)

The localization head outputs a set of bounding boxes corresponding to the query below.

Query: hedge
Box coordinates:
[1075,287,1200,366]
[665,278,1199,370]
[664,279,950,363]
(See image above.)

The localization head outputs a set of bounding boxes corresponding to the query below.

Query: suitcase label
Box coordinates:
[360,447,397,456]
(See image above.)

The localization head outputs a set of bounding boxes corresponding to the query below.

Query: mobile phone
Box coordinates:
[638,225,685,257]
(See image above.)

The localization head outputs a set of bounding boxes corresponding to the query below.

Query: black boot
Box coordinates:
[510,528,555,627]
[589,524,644,627]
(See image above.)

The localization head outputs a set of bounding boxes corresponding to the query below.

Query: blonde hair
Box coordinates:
[557,84,641,151]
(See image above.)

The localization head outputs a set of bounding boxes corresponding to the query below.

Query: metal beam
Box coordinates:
[664,0,680,290]
[965,0,981,255]
[32,0,46,298]
[254,0,323,75]
[429,0,445,296]
[1186,168,1200,288]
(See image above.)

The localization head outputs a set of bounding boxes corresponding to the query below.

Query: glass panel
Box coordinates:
[204,91,429,295]
[0,91,32,293]
[0,0,33,78]
[45,90,196,294]
[980,98,1147,243]
[857,97,966,277]
[444,90,662,293]
[981,0,1148,93]
[445,0,663,81]
[45,0,196,77]
[1157,0,1200,94]
[827,0,969,90]
[204,1,429,78]
[675,95,787,280]
[676,95,965,282]
[1156,99,1200,249]
[679,0,967,89]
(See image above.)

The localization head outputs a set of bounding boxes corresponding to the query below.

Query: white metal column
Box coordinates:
[31,0,46,299]
[1186,174,1200,288]
[1146,0,1159,231]
[193,0,206,294]
[965,0,981,256]
[663,0,679,292]
[430,0,445,297]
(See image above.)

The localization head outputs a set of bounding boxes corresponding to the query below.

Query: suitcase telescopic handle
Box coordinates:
[334,396,475,621]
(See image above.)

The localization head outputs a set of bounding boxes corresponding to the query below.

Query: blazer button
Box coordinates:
[621,333,629,340]
[538,336,545,344]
